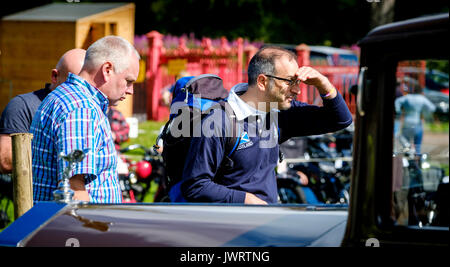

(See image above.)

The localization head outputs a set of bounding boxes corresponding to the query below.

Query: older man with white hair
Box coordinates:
[31,36,140,203]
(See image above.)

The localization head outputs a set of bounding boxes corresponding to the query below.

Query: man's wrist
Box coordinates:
[318,79,337,99]
[320,87,337,99]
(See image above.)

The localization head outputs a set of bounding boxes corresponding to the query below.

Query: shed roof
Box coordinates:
[2,2,131,22]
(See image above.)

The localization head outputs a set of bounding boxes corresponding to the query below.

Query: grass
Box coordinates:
[0,197,14,232]
[122,120,166,149]
[120,120,167,202]
[426,121,449,133]
[120,120,166,161]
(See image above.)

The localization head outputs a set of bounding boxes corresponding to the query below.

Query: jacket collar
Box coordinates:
[228,83,279,121]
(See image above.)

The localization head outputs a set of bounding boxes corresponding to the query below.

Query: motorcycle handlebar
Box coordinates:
[119,144,158,156]
[307,134,336,142]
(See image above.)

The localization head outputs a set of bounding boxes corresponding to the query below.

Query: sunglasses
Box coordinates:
[264,74,301,87]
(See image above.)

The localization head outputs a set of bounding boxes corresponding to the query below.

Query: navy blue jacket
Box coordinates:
[180,92,353,203]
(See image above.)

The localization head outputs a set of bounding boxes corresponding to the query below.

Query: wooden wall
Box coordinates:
[76,4,135,48]
[0,20,76,113]
[76,3,135,118]
[0,3,136,118]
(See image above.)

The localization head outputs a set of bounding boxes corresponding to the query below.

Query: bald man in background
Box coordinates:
[0,48,86,173]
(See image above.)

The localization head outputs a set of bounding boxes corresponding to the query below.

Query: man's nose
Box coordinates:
[290,85,301,95]
[126,85,134,95]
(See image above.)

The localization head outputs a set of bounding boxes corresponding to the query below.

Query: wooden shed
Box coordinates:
[0,2,136,117]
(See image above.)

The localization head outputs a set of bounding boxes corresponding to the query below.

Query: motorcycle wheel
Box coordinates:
[277,178,307,204]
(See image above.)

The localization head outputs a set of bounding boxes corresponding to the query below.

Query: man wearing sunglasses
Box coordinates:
[180,45,353,204]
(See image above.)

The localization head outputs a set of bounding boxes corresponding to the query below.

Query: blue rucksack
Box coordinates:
[155,74,241,202]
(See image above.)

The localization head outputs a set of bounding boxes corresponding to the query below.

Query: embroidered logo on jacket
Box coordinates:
[237,132,254,150]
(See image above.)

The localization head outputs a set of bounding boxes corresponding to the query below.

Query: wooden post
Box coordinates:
[11,133,33,219]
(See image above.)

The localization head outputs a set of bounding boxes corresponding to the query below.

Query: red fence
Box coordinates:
[140,31,358,121]
[144,31,258,121]
[295,45,358,114]
[303,66,358,114]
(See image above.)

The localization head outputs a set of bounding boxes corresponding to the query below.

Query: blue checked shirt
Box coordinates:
[30,73,122,203]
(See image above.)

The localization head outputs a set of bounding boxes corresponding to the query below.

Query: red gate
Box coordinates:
[144,31,258,121]
[140,32,358,121]
[296,45,358,114]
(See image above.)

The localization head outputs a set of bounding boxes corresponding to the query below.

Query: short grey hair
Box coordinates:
[247,45,297,86]
[84,35,140,73]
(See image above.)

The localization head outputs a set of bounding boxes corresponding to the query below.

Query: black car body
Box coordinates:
[0,202,348,247]
[343,13,448,247]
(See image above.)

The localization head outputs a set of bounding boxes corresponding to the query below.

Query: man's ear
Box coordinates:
[257,74,268,92]
[51,69,58,84]
[101,61,114,82]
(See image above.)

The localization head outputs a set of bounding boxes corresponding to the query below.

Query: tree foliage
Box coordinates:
[1,0,448,47]
[134,0,373,46]
[132,0,448,46]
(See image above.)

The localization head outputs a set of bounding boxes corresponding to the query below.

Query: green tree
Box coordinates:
[1,0,448,46]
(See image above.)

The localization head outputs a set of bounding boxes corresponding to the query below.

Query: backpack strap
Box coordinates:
[153,116,173,153]
[277,126,284,163]
[216,101,241,171]
[227,130,240,157]
[223,104,241,158]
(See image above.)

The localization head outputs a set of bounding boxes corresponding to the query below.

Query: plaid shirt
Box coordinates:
[30,73,122,203]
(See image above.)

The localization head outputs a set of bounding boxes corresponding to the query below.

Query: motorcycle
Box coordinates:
[121,129,355,205]
[119,144,169,203]
[393,134,448,227]
[285,160,351,205]
[277,126,354,205]
[0,174,13,229]
[277,169,320,204]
